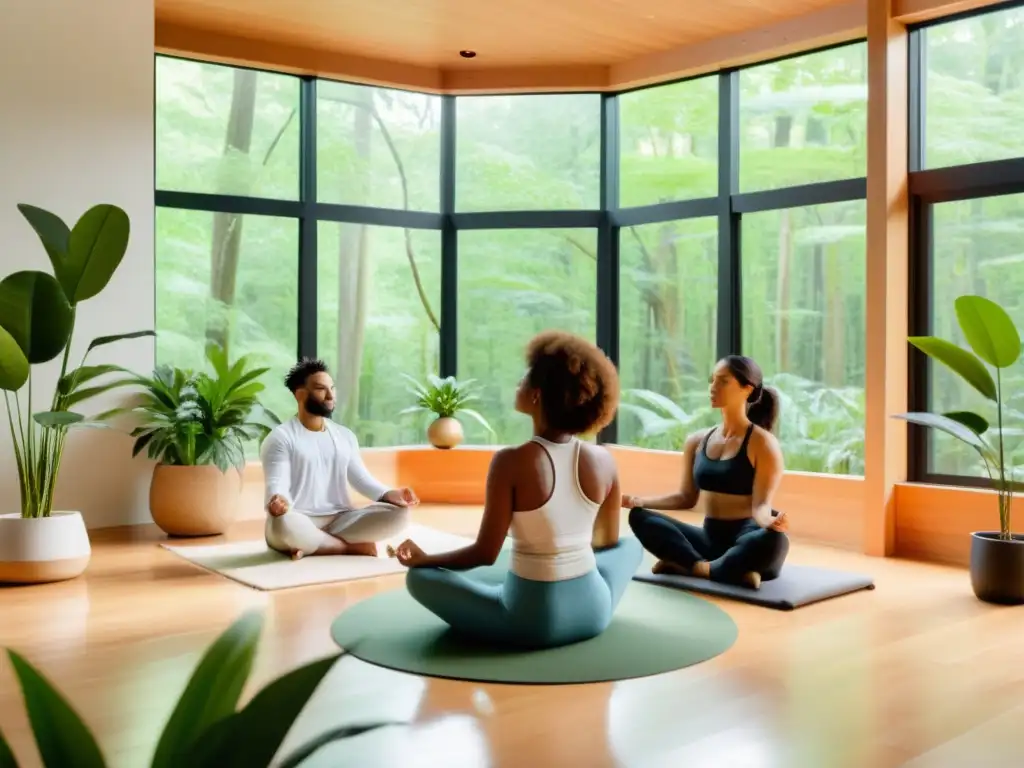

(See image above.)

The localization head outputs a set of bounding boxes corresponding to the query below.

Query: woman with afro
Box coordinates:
[394,331,642,649]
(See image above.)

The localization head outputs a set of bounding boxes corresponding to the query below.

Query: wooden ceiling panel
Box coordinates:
[155,0,849,68]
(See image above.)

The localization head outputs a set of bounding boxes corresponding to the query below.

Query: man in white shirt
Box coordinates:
[261,358,418,560]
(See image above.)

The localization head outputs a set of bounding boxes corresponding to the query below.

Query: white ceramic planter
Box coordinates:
[0,511,91,585]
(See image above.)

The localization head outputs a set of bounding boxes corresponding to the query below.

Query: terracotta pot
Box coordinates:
[427,416,464,449]
[0,511,91,585]
[150,464,243,537]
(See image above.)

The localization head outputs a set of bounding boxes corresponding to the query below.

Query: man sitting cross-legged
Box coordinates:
[261,358,418,561]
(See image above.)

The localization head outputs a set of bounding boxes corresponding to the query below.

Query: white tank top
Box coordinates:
[509,436,600,582]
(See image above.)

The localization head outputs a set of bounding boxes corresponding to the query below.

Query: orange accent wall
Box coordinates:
[240,444,868,551]
[894,483,1021,566]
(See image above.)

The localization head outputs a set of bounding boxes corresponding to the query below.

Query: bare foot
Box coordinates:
[743,571,762,590]
[343,542,378,557]
[652,560,690,576]
[290,549,305,561]
[692,561,711,579]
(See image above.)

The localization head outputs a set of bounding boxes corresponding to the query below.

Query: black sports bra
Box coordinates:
[692,425,756,496]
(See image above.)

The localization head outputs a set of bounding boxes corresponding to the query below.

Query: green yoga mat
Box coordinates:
[330,555,738,685]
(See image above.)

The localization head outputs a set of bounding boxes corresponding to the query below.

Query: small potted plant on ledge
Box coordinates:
[0,203,152,585]
[400,374,493,449]
[893,295,1022,604]
[123,344,279,537]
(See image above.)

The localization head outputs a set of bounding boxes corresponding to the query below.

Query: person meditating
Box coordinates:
[392,331,643,649]
[624,355,789,590]
[261,358,418,560]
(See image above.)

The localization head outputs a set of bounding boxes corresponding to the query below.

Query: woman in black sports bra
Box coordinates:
[623,355,789,590]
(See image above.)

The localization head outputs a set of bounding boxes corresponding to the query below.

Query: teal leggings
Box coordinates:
[405,538,644,649]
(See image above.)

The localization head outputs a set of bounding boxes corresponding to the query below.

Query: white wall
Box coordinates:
[0,0,155,528]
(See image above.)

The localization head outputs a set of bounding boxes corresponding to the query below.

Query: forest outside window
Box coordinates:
[156,57,300,200]
[455,94,602,212]
[741,201,866,476]
[739,42,867,193]
[617,218,718,450]
[457,229,598,446]
[316,81,441,211]
[317,223,441,448]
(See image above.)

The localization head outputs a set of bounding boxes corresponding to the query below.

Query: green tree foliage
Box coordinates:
[153,13,1024,479]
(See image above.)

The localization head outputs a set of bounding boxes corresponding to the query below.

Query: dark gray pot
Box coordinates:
[970,532,1024,605]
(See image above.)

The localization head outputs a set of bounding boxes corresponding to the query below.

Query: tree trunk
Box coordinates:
[335,90,374,425]
[206,69,258,357]
[773,115,793,373]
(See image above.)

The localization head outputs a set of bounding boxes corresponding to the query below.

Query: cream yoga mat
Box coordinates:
[161,524,474,591]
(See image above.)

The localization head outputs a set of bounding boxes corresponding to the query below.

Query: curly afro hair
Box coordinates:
[284,358,329,393]
[524,331,620,435]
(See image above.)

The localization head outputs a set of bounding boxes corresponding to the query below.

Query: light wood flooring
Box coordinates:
[1,506,1023,768]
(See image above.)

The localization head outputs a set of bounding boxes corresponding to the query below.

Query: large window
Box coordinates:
[739,42,867,192]
[618,77,718,207]
[742,201,866,474]
[909,6,1024,486]
[317,82,441,211]
[457,229,597,445]
[316,223,441,447]
[154,44,868,473]
[455,94,602,212]
[156,57,300,200]
[618,219,718,450]
[154,209,299,425]
[923,5,1024,169]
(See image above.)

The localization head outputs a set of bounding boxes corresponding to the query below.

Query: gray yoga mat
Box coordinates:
[634,565,875,611]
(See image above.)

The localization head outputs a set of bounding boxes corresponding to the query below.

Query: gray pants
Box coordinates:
[265,504,411,556]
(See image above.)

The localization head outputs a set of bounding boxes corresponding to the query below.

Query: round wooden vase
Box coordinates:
[150,464,243,537]
[427,416,464,449]
[0,511,91,585]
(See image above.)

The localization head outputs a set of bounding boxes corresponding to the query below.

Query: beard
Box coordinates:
[304,398,335,418]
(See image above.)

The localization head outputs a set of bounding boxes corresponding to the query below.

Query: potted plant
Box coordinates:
[124,344,280,537]
[0,610,400,767]
[400,374,493,449]
[894,294,1021,604]
[0,203,152,585]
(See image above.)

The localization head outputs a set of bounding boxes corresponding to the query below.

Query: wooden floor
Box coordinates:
[1,506,1023,768]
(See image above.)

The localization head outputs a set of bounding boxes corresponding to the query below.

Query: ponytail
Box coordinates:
[746,385,779,433]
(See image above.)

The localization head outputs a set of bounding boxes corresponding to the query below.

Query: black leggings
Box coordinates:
[628,507,790,584]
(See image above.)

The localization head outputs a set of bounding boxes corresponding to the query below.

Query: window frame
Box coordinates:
[154,38,869,449]
[907,3,1024,487]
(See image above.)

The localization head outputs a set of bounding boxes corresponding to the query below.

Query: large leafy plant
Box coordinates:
[0,610,398,768]
[126,345,280,472]
[400,374,494,434]
[0,204,153,518]
[894,295,1021,539]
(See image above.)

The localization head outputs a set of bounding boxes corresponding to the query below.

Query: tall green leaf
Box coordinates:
[943,410,989,435]
[955,295,1022,369]
[86,330,155,354]
[6,651,107,768]
[0,326,29,392]
[16,204,71,277]
[150,611,263,768]
[892,412,997,465]
[0,271,73,364]
[64,380,139,408]
[58,364,131,395]
[65,205,131,303]
[908,336,997,400]
[0,728,18,768]
[183,654,343,767]
[33,411,85,428]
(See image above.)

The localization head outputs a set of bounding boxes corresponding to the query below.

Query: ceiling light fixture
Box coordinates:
[459,50,477,59]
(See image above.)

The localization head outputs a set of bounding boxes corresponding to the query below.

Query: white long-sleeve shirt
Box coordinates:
[260,417,389,516]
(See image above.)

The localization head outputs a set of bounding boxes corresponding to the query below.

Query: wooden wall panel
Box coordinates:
[894,483,1022,566]
[238,445,866,551]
